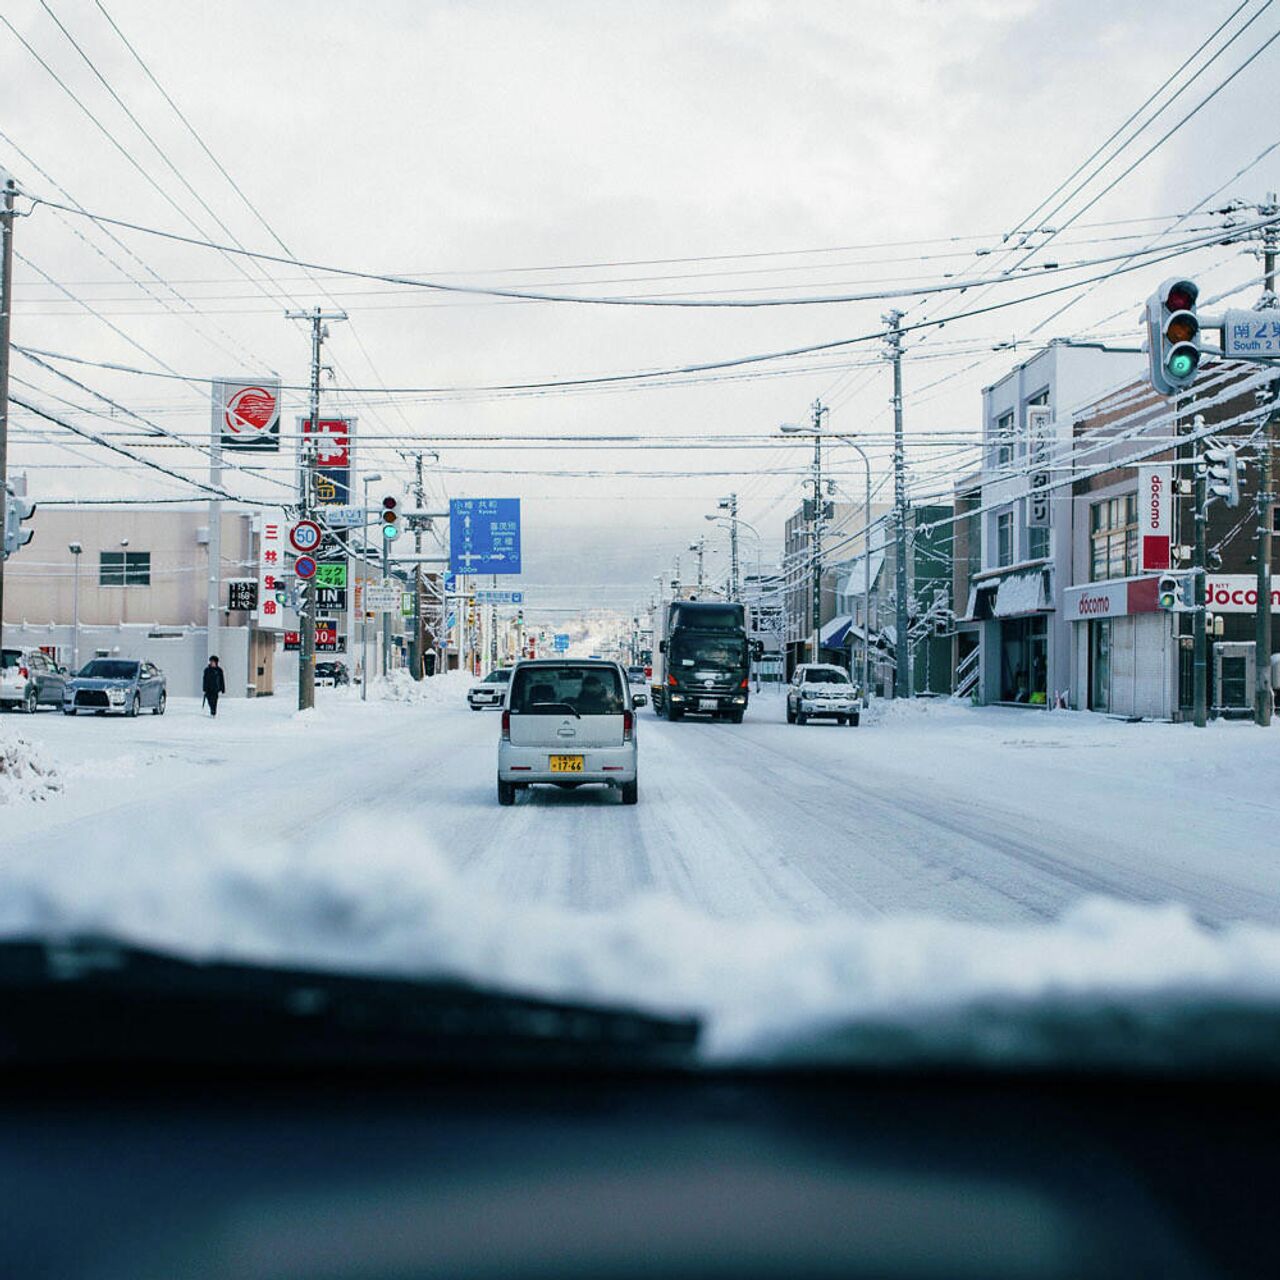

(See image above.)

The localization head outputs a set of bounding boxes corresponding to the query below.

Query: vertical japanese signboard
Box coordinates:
[214,378,281,452]
[254,515,287,630]
[1138,464,1172,572]
[1026,406,1053,529]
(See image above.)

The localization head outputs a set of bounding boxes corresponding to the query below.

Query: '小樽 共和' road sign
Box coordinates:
[289,519,322,552]
[449,498,521,575]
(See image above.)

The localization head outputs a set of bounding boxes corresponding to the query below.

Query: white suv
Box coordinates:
[787,664,861,726]
[497,660,645,805]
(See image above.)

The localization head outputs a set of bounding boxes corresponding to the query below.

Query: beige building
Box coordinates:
[2,505,273,698]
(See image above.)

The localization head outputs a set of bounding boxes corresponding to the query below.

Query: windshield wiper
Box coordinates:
[527,701,580,718]
[0,937,699,1072]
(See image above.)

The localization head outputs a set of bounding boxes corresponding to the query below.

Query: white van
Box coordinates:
[497,660,645,806]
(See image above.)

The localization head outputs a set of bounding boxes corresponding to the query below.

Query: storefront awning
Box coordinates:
[992,570,1050,619]
[820,614,853,648]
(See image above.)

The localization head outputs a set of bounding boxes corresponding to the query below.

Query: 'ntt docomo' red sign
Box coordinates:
[1205,576,1280,612]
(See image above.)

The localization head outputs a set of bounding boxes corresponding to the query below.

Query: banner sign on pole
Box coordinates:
[215,378,281,452]
[1138,464,1173,572]
[449,498,521,575]
[255,516,286,630]
[314,561,347,588]
[300,417,355,506]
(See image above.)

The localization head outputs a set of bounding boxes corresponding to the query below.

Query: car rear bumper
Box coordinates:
[498,741,637,784]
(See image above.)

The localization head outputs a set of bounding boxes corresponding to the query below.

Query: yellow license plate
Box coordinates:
[549,755,584,772]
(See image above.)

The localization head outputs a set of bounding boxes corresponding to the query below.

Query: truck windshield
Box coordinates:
[671,635,746,673]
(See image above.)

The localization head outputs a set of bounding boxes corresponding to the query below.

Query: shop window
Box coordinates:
[99,551,151,586]
[996,512,1013,567]
[1089,494,1137,582]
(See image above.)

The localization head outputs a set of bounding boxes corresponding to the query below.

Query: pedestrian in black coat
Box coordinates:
[202,655,227,716]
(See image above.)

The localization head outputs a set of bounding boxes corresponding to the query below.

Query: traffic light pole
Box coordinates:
[381,532,391,678]
[0,177,16,655]
[886,309,910,698]
[1255,202,1276,727]
[810,400,823,663]
[1194,464,1208,729]
[413,452,425,680]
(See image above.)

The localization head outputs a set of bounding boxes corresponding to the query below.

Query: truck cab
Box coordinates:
[650,600,759,723]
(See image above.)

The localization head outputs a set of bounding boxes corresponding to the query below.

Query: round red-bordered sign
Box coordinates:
[289,520,322,552]
[294,555,318,580]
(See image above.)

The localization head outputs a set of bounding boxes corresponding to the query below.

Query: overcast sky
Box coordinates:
[3,0,1277,616]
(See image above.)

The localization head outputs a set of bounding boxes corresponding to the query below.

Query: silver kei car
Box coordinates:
[497,660,646,806]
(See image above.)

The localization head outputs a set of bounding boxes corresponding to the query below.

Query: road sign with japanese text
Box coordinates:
[449,498,521,575]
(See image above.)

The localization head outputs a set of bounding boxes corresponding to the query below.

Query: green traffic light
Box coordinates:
[1167,350,1197,379]
[383,523,400,540]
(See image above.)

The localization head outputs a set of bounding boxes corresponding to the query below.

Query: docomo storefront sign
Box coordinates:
[1063,576,1160,622]
[1138,465,1172,572]
[1205,575,1280,613]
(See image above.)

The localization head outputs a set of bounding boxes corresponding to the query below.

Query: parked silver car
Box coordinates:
[64,659,167,717]
[1,648,69,714]
[497,660,645,805]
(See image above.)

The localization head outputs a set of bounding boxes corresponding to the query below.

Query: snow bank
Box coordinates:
[364,669,473,706]
[0,733,62,806]
[4,811,1279,1072]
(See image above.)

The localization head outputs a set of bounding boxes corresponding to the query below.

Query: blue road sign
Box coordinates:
[294,555,317,580]
[474,589,524,605]
[449,498,521,575]
[447,611,456,630]
[554,633,570,652]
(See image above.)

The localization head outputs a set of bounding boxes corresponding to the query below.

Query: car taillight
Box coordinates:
[623,709,633,742]
[667,673,677,687]
[739,677,749,689]
[501,710,511,740]
[19,667,28,679]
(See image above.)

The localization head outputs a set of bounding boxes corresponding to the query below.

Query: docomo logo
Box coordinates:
[1205,578,1280,612]
[1142,468,1170,534]
[1076,593,1114,617]
[224,385,279,437]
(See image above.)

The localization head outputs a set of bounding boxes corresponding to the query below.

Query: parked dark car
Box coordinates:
[1,648,69,713]
[64,659,167,717]
[315,661,351,688]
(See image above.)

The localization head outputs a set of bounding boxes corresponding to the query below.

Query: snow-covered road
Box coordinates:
[4,679,1276,929]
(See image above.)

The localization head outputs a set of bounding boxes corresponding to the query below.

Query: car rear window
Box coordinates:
[78,660,140,679]
[1,650,20,669]
[511,665,624,715]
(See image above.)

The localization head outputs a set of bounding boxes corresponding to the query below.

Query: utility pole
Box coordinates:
[286,305,346,711]
[1194,436,1208,729]
[413,452,425,680]
[381,528,392,678]
[727,492,740,600]
[1254,193,1276,726]
[690,536,706,593]
[0,176,16,655]
[885,309,910,698]
[810,399,824,663]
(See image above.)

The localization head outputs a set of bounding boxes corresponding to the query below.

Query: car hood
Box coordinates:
[801,683,853,694]
[68,677,137,690]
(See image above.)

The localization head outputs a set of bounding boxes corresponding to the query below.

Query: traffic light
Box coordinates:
[1203,446,1241,507]
[2,488,36,559]
[381,495,400,540]
[1144,278,1201,396]
[1157,574,1188,612]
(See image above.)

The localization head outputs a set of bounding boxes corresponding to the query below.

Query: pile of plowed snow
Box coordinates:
[0,733,62,805]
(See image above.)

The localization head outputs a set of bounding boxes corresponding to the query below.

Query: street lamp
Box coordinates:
[68,542,82,672]
[781,423,873,708]
[360,473,382,701]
